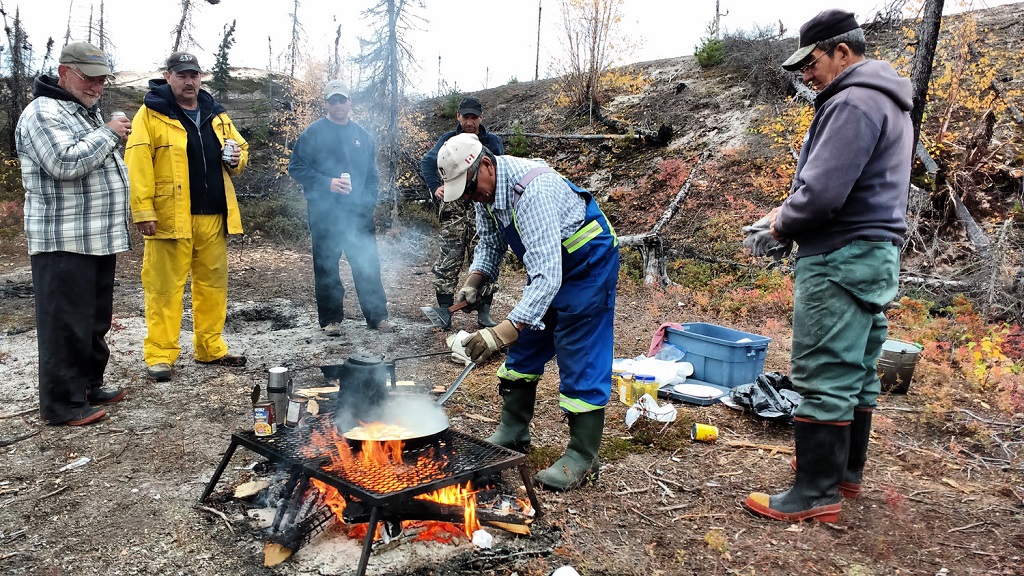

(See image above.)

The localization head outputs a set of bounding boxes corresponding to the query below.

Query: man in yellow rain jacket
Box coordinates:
[125,51,248,381]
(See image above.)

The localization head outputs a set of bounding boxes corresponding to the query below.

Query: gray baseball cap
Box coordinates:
[323,80,351,99]
[59,42,113,78]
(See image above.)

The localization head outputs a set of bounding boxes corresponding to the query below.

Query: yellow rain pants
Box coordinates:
[142,214,229,365]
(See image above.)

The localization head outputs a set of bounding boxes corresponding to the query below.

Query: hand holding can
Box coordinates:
[222,139,238,165]
[108,111,131,140]
[336,172,352,195]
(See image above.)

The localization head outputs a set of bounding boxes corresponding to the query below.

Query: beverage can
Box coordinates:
[253,400,276,436]
[690,423,718,443]
[284,393,309,428]
[222,139,237,162]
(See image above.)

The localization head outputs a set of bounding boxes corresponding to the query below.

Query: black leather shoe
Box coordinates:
[51,406,107,426]
[88,388,127,405]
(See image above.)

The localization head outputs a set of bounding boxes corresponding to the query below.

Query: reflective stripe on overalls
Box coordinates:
[491,168,619,412]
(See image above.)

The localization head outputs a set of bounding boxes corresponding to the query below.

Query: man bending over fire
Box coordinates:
[436,133,619,491]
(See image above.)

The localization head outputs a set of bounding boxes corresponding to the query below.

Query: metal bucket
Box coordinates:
[877,339,922,394]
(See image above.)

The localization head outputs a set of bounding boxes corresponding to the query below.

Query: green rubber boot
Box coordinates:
[535,409,605,491]
[485,380,536,452]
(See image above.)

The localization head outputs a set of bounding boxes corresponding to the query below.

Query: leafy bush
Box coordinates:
[238,193,309,245]
[720,24,793,100]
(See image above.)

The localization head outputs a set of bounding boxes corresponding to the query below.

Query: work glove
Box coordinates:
[455,272,488,307]
[462,319,520,364]
[742,216,793,261]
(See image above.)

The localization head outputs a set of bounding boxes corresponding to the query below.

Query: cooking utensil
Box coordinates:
[250,384,261,405]
[435,362,475,406]
[339,361,474,449]
[420,300,470,329]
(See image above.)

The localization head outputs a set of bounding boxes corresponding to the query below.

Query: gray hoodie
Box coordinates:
[774,59,913,257]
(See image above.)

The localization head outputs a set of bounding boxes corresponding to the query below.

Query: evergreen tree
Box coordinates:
[210,19,237,97]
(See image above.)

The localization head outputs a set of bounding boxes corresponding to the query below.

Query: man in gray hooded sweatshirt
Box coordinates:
[743,9,913,523]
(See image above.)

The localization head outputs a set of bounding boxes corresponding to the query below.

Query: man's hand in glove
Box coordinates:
[462,319,520,364]
[455,271,488,306]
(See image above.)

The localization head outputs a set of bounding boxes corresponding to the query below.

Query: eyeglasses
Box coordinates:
[69,66,109,87]
[327,95,349,105]
[462,167,479,201]
[800,47,835,74]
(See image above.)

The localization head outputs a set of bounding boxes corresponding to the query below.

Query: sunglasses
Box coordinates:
[69,67,109,87]
[800,47,835,73]
[327,95,349,105]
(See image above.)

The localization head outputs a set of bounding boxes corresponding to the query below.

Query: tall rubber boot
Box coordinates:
[535,409,604,491]
[477,294,497,328]
[485,379,536,452]
[745,418,849,522]
[840,407,872,498]
[435,293,454,330]
[790,407,872,499]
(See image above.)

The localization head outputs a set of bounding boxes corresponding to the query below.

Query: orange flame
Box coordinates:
[302,425,479,541]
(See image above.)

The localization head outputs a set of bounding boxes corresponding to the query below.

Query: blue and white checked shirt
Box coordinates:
[470,156,586,330]
[17,86,131,256]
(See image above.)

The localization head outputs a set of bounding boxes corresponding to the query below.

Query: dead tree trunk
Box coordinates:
[593,109,673,146]
[618,150,709,286]
[910,0,944,150]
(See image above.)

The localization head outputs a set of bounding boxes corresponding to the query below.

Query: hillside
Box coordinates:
[1,4,1024,576]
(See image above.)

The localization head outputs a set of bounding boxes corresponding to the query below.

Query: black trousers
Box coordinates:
[307,209,388,328]
[31,251,116,423]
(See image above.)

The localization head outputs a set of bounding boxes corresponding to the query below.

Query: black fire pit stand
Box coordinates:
[198,421,541,576]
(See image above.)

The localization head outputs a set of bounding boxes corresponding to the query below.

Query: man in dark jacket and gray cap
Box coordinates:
[744,8,913,523]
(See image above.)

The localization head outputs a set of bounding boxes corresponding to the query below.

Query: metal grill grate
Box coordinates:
[229,416,525,506]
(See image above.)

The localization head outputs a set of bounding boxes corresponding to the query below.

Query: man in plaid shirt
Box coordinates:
[17,42,133,426]
[436,133,620,491]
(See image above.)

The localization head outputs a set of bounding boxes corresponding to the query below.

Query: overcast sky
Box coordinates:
[6,0,1010,96]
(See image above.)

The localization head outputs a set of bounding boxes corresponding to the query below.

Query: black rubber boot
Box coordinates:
[477,294,497,328]
[535,409,604,491]
[435,293,454,330]
[745,418,849,522]
[485,379,536,452]
[841,407,872,498]
[791,407,872,498]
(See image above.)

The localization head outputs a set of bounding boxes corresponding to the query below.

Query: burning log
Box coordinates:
[344,499,534,536]
[264,505,337,567]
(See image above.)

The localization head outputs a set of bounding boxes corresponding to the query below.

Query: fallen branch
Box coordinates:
[0,430,40,447]
[38,485,69,500]
[196,505,235,534]
[619,150,709,286]
[672,512,727,521]
[948,521,986,533]
[991,78,1024,126]
[0,407,39,420]
[723,440,794,455]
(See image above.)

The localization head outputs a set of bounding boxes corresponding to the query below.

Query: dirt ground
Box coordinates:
[1,215,1022,576]
[4,4,1024,574]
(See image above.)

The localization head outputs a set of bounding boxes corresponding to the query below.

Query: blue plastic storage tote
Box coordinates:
[664,323,771,388]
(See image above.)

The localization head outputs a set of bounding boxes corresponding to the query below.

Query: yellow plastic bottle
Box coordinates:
[617,372,636,405]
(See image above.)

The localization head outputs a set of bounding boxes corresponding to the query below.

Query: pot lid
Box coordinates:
[346,352,385,366]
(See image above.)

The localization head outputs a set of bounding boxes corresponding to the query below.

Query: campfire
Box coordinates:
[199,409,541,576]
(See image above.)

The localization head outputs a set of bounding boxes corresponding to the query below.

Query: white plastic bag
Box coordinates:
[625,393,677,428]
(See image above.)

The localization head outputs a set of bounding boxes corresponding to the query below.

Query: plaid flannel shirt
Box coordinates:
[17,93,131,256]
[471,156,587,330]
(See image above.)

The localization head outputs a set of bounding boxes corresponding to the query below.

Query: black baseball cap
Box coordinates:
[166,51,202,73]
[782,9,860,71]
[458,96,483,116]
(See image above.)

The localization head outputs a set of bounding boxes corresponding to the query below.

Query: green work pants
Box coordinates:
[791,241,900,422]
